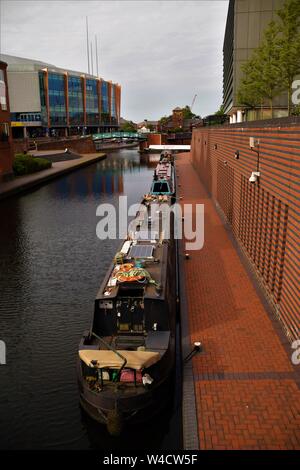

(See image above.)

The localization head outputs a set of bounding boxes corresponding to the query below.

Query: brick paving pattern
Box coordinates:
[176,153,300,450]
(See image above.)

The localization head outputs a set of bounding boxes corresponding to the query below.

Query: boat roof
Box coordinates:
[79,349,160,370]
[155,161,172,180]
[96,198,173,302]
[149,144,190,150]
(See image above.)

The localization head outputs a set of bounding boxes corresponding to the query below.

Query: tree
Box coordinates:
[159,116,170,125]
[181,106,196,119]
[121,120,136,132]
[215,104,225,115]
[238,53,265,110]
[254,21,282,116]
[237,0,300,116]
[237,21,282,117]
[276,0,300,115]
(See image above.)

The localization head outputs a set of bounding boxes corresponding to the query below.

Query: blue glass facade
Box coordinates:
[48,73,67,125]
[68,75,84,126]
[101,81,110,124]
[86,78,99,125]
[111,84,117,125]
[38,71,48,126]
[111,85,116,118]
[37,71,119,130]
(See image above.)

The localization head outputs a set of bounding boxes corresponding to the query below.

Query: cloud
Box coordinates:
[0,0,229,120]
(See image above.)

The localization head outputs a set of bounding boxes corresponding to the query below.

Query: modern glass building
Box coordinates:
[48,73,67,126]
[86,78,99,126]
[101,80,110,125]
[1,54,121,138]
[68,75,84,126]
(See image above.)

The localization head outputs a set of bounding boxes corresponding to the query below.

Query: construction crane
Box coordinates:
[190,94,197,111]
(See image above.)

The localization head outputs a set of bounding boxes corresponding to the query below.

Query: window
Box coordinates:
[111,85,116,117]
[48,73,67,125]
[0,70,7,111]
[152,182,170,193]
[68,75,84,126]
[0,123,9,142]
[39,72,48,125]
[101,81,110,124]
[86,79,99,125]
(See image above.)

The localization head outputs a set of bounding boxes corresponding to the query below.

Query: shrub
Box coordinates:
[13,154,52,176]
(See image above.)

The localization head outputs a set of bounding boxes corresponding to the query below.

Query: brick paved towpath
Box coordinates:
[176,153,300,450]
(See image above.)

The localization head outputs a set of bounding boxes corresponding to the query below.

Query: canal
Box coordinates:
[0,148,182,450]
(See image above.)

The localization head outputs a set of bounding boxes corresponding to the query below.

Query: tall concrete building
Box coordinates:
[0,54,121,138]
[223,0,287,123]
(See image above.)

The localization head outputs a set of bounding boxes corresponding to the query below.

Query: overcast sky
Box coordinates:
[0,0,229,121]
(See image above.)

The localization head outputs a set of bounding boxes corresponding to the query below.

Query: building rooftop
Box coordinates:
[0,53,117,83]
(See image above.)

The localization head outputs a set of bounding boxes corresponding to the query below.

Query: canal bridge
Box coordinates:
[92,131,145,141]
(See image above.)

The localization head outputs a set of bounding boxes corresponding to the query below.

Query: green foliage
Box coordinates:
[291,104,300,115]
[182,106,196,119]
[276,0,300,113]
[13,154,52,176]
[159,116,170,126]
[237,0,300,116]
[238,21,282,115]
[168,127,183,133]
[121,121,136,132]
[214,104,225,115]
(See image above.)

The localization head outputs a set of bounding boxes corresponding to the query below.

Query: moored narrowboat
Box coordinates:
[77,195,177,435]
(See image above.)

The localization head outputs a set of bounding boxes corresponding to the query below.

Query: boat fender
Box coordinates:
[142,373,153,386]
[107,409,123,436]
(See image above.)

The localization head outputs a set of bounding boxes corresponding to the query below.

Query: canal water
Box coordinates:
[0,149,182,450]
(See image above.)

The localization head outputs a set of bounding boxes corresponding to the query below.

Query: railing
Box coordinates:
[91,331,127,380]
[93,132,145,140]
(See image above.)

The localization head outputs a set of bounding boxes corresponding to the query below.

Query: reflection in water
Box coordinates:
[0,149,181,450]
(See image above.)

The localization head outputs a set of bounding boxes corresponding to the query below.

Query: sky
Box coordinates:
[0,0,229,122]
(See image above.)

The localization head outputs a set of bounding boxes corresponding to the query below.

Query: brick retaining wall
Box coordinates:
[36,136,96,153]
[191,118,300,341]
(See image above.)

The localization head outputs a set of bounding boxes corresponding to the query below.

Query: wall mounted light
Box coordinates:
[249,137,261,182]
[234,150,239,159]
[214,144,218,150]
[249,171,260,184]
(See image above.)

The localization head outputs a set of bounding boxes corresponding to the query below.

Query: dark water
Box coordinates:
[0,149,182,450]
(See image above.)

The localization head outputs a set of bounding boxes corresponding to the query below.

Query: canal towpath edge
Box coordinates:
[0,152,107,200]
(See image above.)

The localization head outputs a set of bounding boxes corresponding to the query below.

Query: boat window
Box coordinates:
[118,287,144,297]
[152,182,169,193]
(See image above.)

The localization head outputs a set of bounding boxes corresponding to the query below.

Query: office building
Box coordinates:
[0,54,121,138]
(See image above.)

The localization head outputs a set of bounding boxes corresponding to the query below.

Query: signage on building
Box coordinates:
[11,122,24,127]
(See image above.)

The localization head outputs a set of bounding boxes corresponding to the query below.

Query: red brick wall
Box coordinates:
[36,136,96,153]
[191,121,300,341]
